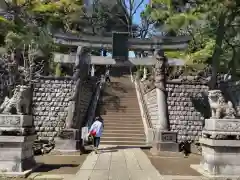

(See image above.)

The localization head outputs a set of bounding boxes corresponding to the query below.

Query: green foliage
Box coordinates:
[187,39,216,64]
[146,0,240,82]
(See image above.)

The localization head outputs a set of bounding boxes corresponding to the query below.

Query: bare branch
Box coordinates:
[131,0,145,17]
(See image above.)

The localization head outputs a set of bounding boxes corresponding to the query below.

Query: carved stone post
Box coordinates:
[150,50,178,155]
[154,50,168,130]
[91,64,95,77]
[55,46,89,152]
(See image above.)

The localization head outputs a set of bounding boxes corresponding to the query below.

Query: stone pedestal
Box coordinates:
[0,115,35,136]
[0,115,33,128]
[0,115,38,177]
[191,118,240,178]
[150,129,178,155]
[0,135,37,173]
[54,129,81,152]
[191,138,240,177]
[202,118,240,138]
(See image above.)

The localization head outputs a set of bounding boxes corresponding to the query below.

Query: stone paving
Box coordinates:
[71,147,163,180]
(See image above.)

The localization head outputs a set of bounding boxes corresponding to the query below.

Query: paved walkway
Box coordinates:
[71,147,163,180]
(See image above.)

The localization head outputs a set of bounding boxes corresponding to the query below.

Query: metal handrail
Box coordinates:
[136,79,153,128]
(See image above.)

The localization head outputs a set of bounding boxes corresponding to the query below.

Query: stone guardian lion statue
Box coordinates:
[208,90,236,119]
[0,85,31,115]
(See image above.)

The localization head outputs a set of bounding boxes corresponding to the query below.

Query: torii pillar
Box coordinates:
[150,49,178,155]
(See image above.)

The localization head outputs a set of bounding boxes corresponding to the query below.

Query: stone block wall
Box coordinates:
[32,77,95,140]
[143,81,210,142]
[167,83,209,142]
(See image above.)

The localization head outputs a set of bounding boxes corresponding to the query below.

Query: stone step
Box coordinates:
[103,97,137,100]
[102,119,142,123]
[103,122,143,126]
[102,93,137,95]
[116,102,139,104]
[104,125,144,130]
[101,136,146,141]
[103,117,142,124]
[101,97,137,99]
[103,97,138,99]
[102,113,141,116]
[102,114,142,121]
[102,132,145,137]
[100,101,139,103]
[102,93,137,98]
[105,109,140,111]
[102,103,138,106]
[102,118,142,122]
[102,111,140,114]
[102,107,141,110]
[99,105,140,108]
[104,113,141,116]
[102,96,137,101]
[103,121,143,126]
[105,109,141,111]
[100,140,146,146]
[104,129,144,133]
[104,124,144,128]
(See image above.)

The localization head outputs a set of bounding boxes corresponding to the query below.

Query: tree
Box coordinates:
[116,0,145,36]
[146,0,240,88]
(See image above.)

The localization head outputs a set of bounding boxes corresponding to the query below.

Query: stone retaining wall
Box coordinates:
[167,83,209,142]
[143,81,210,142]
[32,77,95,140]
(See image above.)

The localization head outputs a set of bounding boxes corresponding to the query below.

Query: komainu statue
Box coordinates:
[0,85,31,115]
[208,90,236,119]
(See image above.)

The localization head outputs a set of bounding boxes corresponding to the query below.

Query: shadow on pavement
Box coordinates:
[35,164,79,173]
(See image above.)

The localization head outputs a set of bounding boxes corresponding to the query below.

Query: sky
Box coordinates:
[132,0,149,24]
[128,0,149,57]
[105,0,149,57]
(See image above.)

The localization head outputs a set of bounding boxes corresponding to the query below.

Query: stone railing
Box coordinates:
[82,75,105,133]
[143,88,158,127]
[81,75,106,142]
[135,80,154,145]
[136,80,153,128]
[86,75,105,128]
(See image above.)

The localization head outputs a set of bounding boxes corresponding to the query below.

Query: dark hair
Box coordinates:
[95,116,103,122]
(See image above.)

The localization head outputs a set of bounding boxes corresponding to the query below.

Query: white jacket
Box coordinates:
[89,120,104,137]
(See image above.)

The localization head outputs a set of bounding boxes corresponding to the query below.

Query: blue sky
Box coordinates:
[129,0,149,57]
[106,0,149,57]
[132,0,149,24]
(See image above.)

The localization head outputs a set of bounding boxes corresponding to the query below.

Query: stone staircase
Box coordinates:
[99,69,146,146]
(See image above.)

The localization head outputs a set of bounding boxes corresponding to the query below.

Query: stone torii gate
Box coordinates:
[53,32,188,77]
[53,32,190,153]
